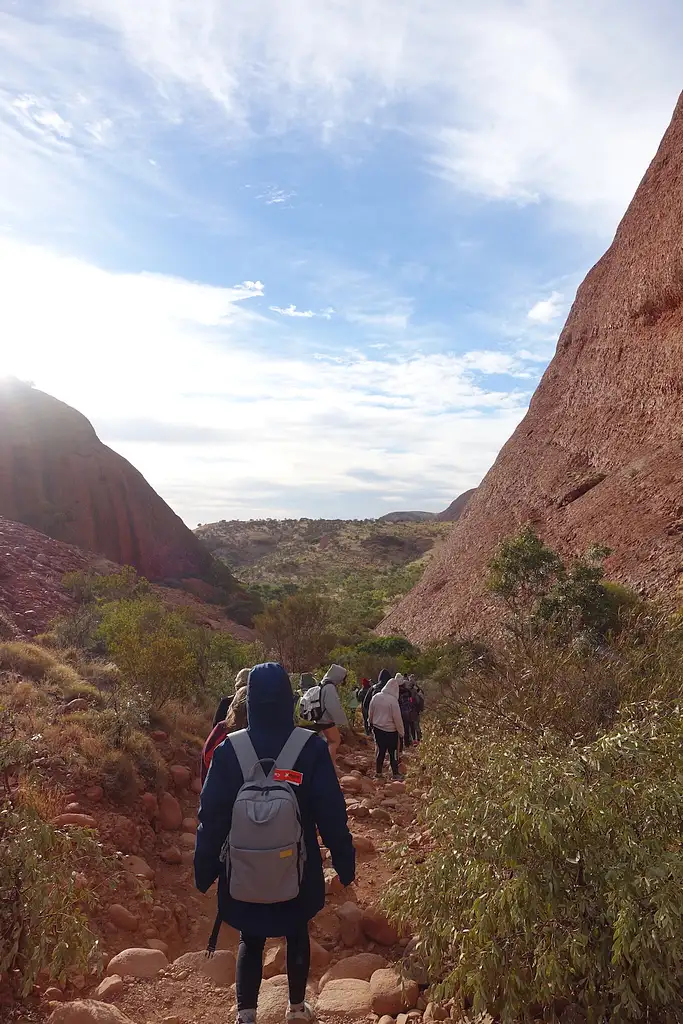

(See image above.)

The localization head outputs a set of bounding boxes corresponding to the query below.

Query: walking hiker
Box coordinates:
[398,676,414,749]
[212,667,251,727]
[368,675,404,780]
[299,663,349,765]
[202,673,251,784]
[356,677,372,734]
[195,663,355,1024]
[408,675,425,743]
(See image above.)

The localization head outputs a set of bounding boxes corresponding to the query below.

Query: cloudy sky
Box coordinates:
[1,1,681,524]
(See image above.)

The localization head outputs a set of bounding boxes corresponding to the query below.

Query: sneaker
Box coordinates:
[236,1012,256,1024]
[392,773,404,781]
[286,1002,315,1023]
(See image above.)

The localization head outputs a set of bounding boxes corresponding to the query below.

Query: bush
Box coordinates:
[100,750,137,803]
[254,593,337,672]
[0,799,101,995]
[63,566,150,605]
[385,703,683,1023]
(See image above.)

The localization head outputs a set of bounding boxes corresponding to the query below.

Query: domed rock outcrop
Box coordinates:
[382,93,683,642]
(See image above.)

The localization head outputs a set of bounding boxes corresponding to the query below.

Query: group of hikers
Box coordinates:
[196,661,426,1024]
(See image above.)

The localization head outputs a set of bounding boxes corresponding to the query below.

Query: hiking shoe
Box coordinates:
[392,773,404,781]
[286,1002,315,1023]
[236,1012,256,1024]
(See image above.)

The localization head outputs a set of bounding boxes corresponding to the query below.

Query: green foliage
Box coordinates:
[254,592,337,672]
[0,799,101,995]
[488,527,634,645]
[385,703,683,1023]
[63,565,150,605]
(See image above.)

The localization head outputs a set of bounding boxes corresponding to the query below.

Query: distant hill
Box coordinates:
[435,488,477,522]
[195,517,452,597]
[377,511,437,524]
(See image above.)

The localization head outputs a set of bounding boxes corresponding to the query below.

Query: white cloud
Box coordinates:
[346,311,410,330]
[269,304,316,318]
[527,291,564,324]
[0,239,530,521]
[20,0,680,227]
[258,186,296,205]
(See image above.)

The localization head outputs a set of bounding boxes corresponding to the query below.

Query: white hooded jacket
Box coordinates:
[318,664,349,728]
[368,677,404,736]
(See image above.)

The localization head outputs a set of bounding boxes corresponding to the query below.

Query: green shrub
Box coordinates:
[0,799,101,995]
[386,703,683,1023]
[100,750,137,803]
[254,592,337,672]
[124,730,167,791]
[63,566,150,604]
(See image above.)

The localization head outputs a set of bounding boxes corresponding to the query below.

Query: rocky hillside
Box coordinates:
[0,516,253,641]
[434,488,476,522]
[195,517,452,590]
[382,92,683,643]
[0,381,254,623]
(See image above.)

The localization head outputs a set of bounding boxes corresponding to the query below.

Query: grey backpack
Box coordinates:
[219,727,313,905]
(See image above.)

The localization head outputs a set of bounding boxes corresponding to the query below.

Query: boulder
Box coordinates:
[93,977,124,1002]
[263,943,285,979]
[169,765,191,789]
[370,969,420,1016]
[121,855,154,881]
[106,948,167,979]
[159,846,182,865]
[158,793,182,831]
[107,906,139,932]
[337,901,363,947]
[47,1001,135,1024]
[347,803,370,819]
[320,953,388,990]
[340,776,362,795]
[390,781,406,795]
[252,975,312,1024]
[315,979,373,1018]
[147,940,169,954]
[362,909,398,946]
[140,793,158,820]
[173,950,236,988]
[52,814,97,829]
[310,937,331,973]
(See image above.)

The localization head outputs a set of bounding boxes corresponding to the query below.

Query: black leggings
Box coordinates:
[236,927,310,1010]
[373,727,399,775]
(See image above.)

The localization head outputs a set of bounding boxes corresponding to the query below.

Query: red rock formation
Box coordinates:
[0,382,214,581]
[435,488,477,523]
[382,93,683,643]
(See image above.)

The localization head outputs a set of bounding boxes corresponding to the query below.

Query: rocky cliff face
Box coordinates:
[382,93,683,643]
[0,383,252,619]
[435,488,477,523]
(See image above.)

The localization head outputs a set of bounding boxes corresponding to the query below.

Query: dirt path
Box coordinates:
[42,737,425,1024]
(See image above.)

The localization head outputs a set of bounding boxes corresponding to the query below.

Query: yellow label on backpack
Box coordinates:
[279,849,293,858]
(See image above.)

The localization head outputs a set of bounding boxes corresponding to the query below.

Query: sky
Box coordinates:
[0,1,682,525]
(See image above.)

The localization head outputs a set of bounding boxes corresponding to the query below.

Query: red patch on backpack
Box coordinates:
[273,769,303,786]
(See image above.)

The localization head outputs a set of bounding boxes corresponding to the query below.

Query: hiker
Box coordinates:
[408,675,425,743]
[202,677,250,784]
[398,676,415,749]
[195,663,355,1024]
[368,674,404,780]
[362,667,391,726]
[299,664,349,765]
[299,672,317,694]
[212,667,251,727]
[355,677,372,734]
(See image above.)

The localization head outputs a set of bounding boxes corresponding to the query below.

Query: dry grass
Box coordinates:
[100,750,137,802]
[124,730,168,791]
[0,641,57,680]
[15,776,65,821]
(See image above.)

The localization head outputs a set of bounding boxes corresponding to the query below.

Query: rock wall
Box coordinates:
[382,93,683,643]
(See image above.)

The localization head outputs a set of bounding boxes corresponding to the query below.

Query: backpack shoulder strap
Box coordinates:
[276,727,314,772]
[227,729,262,781]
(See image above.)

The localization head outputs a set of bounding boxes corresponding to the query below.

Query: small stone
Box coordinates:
[181,817,198,832]
[106,948,167,979]
[190,778,202,795]
[71,976,86,991]
[179,832,195,849]
[65,802,81,813]
[340,776,363,794]
[379,1016,395,1024]
[347,804,370,819]
[160,846,182,865]
[169,765,191,789]
[107,905,139,932]
[121,855,154,881]
[52,813,97,829]
[94,977,124,1001]
[85,786,104,802]
[353,835,376,855]
[263,943,285,979]
[140,793,159,819]
[310,937,331,973]
[151,730,168,743]
[158,793,182,830]
[324,869,345,896]
[370,808,392,824]
[389,781,406,795]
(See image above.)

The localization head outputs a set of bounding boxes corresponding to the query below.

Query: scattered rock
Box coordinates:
[121,855,154,881]
[158,793,183,830]
[84,786,104,802]
[353,835,376,855]
[310,937,331,973]
[179,833,196,849]
[140,793,158,819]
[94,977,124,1002]
[370,969,419,1016]
[379,1016,395,1024]
[340,776,363,794]
[146,940,169,954]
[316,979,373,1018]
[173,950,236,988]
[169,765,191,789]
[47,1001,135,1024]
[52,814,97,829]
[320,953,388,990]
[107,906,139,933]
[190,778,202,795]
[370,808,392,824]
[390,781,406,795]
[65,802,81,813]
[151,731,168,743]
[44,987,64,1002]
[160,846,182,865]
[324,869,345,896]
[347,803,370,819]
[337,901,363,947]
[106,948,167,979]
[181,817,198,832]
[263,943,285,979]
[362,909,399,946]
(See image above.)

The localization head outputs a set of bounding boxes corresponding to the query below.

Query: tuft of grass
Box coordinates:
[0,610,16,640]
[100,750,137,803]
[82,661,122,690]
[0,642,56,680]
[124,730,167,792]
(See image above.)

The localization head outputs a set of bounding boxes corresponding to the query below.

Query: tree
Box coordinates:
[254,593,336,672]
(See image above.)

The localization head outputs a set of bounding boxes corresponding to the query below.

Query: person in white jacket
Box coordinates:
[368,675,405,779]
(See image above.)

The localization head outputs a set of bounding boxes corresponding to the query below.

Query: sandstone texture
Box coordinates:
[382,94,683,642]
[435,488,477,522]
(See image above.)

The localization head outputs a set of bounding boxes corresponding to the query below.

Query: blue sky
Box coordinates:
[1,1,682,524]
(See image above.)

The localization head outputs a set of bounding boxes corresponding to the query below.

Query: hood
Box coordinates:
[383,678,400,699]
[300,672,317,691]
[321,664,347,687]
[246,663,294,732]
[378,668,392,686]
[235,667,251,691]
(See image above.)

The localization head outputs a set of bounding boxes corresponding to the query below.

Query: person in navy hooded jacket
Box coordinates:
[195,663,356,1024]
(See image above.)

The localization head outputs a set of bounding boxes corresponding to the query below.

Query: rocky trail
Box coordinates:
[20,736,442,1024]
